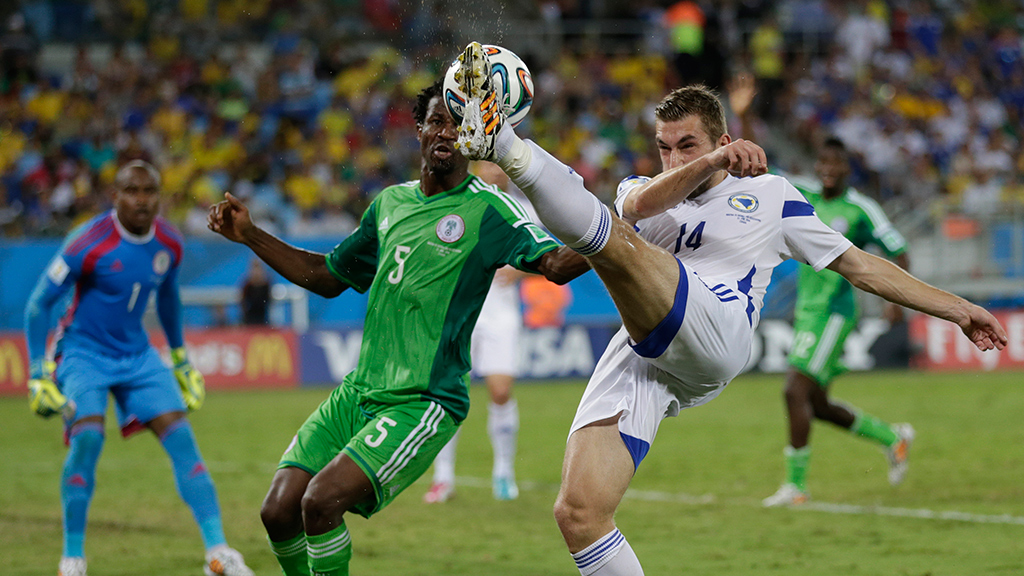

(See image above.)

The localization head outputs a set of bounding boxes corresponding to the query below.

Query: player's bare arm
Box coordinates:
[533,246,591,285]
[827,246,1007,351]
[621,139,768,222]
[207,192,346,298]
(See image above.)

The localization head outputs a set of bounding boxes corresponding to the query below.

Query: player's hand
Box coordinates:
[171,347,206,411]
[28,361,75,419]
[727,72,757,118]
[707,139,768,178]
[207,192,255,243]
[958,304,1007,352]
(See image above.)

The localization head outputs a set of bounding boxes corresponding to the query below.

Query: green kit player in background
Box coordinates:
[764,137,914,507]
[207,79,586,575]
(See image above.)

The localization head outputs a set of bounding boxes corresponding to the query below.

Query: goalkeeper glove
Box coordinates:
[171,347,205,411]
[28,360,75,419]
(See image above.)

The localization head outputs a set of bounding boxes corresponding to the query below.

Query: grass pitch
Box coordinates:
[2,370,1023,575]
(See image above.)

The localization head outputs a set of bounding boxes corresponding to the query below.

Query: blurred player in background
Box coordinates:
[424,162,533,504]
[23,161,253,576]
[455,41,1006,576]
[207,79,586,576]
[764,137,913,507]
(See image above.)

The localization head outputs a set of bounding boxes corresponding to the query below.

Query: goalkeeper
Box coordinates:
[23,161,253,576]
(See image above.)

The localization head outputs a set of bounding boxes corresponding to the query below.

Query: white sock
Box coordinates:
[571,529,644,576]
[432,428,459,485]
[488,400,519,480]
[494,124,611,257]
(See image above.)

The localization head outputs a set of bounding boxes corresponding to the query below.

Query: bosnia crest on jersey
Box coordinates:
[728,194,759,213]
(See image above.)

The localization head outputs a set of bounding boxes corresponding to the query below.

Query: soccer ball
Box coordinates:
[443,44,534,128]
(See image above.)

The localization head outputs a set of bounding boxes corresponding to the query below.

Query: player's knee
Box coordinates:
[260,491,300,535]
[553,492,595,537]
[301,481,365,530]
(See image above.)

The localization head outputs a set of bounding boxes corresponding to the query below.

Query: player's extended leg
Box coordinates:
[455,42,679,342]
[261,467,314,576]
[554,414,644,576]
[149,412,253,576]
[487,374,519,500]
[61,416,105,571]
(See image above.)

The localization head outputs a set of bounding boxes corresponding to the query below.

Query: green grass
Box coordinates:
[2,371,1023,575]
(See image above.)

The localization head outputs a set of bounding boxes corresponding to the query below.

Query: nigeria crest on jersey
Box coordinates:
[436,214,465,243]
[152,250,171,274]
[728,194,759,213]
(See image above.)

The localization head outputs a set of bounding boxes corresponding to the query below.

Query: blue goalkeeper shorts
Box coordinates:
[56,346,185,432]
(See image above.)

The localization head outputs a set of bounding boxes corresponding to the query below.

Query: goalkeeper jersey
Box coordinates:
[325,175,559,422]
[791,182,907,318]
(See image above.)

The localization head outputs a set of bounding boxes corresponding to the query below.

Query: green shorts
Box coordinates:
[787,311,857,387]
[279,383,458,518]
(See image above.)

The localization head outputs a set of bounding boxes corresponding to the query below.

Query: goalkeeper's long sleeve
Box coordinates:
[24,260,75,376]
[156,263,185,350]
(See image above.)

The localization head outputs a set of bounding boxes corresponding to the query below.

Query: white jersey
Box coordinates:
[471,183,534,377]
[614,173,853,328]
[571,173,855,459]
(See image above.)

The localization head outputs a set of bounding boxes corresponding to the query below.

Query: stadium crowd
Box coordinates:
[0,0,1021,239]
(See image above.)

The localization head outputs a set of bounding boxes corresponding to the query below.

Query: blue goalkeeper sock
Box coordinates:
[159,419,226,549]
[62,422,105,558]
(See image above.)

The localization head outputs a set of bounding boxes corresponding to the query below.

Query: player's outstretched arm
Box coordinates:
[534,246,590,285]
[207,192,346,298]
[827,246,1007,351]
[621,139,769,222]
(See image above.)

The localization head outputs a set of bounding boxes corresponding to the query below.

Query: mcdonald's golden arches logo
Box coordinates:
[0,340,26,387]
[245,334,294,379]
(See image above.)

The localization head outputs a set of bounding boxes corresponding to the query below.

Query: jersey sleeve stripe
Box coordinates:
[154,219,184,264]
[81,230,120,276]
[484,185,532,225]
[66,216,114,257]
[782,200,816,218]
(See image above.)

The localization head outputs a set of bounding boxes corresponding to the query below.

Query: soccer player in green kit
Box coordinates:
[207,79,585,575]
[764,137,914,507]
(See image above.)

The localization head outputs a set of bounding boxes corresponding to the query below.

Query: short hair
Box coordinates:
[115,160,161,188]
[822,136,848,155]
[413,78,444,126]
[654,84,727,142]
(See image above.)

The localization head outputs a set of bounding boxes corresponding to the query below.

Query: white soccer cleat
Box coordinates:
[762,483,809,508]
[204,545,254,576]
[423,481,454,504]
[887,423,915,486]
[58,557,87,576]
[493,476,519,501]
[455,41,504,161]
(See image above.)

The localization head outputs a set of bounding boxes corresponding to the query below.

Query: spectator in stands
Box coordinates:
[240,258,271,326]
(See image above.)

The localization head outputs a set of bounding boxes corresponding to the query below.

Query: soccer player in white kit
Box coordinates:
[425,163,531,503]
[455,42,1007,576]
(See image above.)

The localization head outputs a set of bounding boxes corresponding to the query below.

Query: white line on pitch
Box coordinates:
[449,476,1024,526]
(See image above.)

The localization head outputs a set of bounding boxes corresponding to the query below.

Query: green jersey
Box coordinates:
[324,175,559,422]
[792,182,906,317]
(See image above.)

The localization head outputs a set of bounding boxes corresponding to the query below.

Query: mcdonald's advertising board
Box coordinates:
[151,328,299,389]
[0,334,29,396]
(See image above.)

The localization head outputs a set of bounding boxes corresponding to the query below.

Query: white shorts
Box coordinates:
[569,260,754,468]
[471,281,522,377]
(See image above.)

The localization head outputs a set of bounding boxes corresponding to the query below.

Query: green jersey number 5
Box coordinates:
[388,246,411,284]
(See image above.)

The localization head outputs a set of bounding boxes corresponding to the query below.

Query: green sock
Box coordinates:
[269,533,310,576]
[307,523,352,576]
[851,412,898,447]
[784,445,811,492]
